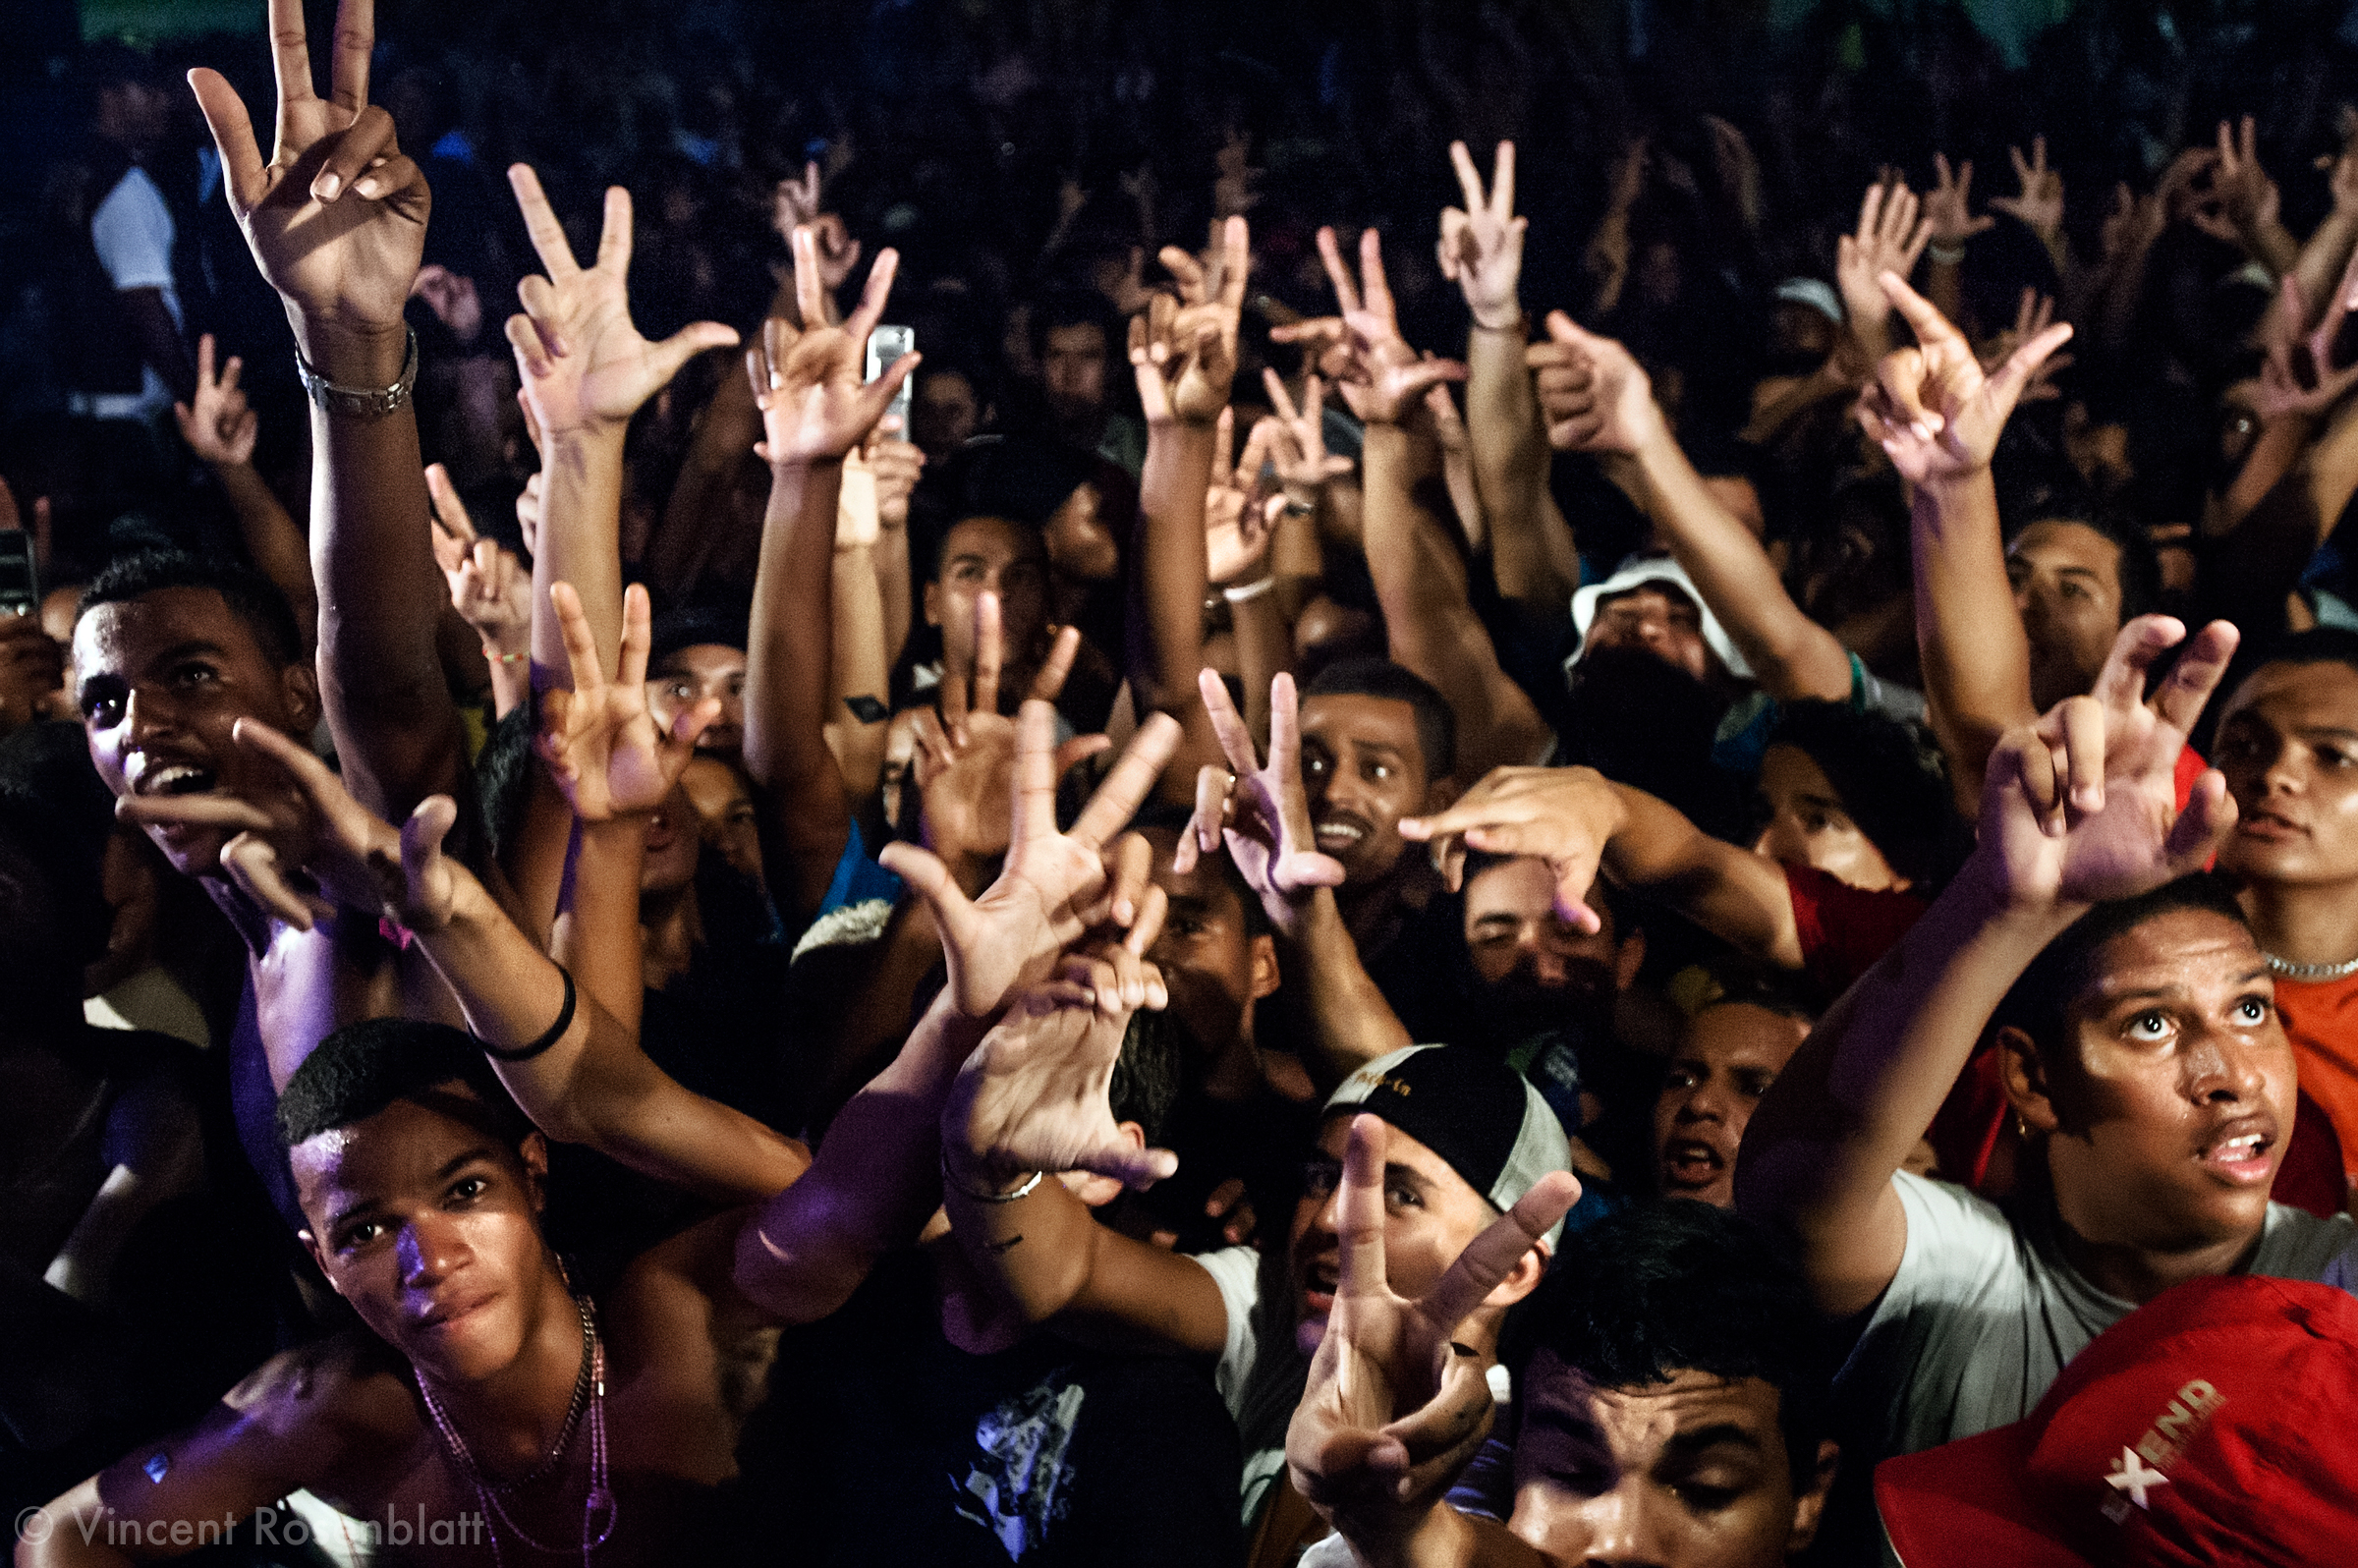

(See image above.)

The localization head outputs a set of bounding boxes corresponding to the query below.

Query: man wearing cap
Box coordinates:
[1877,1274,2358,1568]
[940,1038,1576,1567]
[1731,616,2358,1557]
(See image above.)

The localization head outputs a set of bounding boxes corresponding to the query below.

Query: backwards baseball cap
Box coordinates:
[1323,1045,1574,1252]
[1565,555,1754,683]
[1876,1273,2358,1567]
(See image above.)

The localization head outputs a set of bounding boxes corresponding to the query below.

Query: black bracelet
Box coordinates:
[478,965,577,1062]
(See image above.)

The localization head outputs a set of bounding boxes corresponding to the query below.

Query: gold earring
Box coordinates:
[2014,1113,2031,1139]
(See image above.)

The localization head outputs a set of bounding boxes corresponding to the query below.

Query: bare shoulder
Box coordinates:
[221,1328,421,1455]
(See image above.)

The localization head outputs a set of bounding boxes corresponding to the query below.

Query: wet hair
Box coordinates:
[1764,701,1968,889]
[1109,1006,1184,1145]
[1989,872,2253,1061]
[278,1018,533,1151]
[1303,657,1457,783]
[0,721,115,971]
[79,549,304,670]
[1503,1201,1827,1468]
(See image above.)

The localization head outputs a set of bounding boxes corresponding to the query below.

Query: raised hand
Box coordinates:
[868,433,925,531]
[1855,272,2072,486]
[409,263,482,347]
[187,0,429,377]
[1924,152,1995,252]
[1835,179,1931,351]
[1437,140,1527,331]
[749,231,917,467]
[1205,409,1282,588]
[1261,368,1355,495]
[1129,216,1248,425]
[1176,669,1345,938]
[1983,289,2074,403]
[426,464,531,650]
[1274,227,1466,425]
[538,582,715,823]
[942,938,1182,1193]
[173,334,258,468]
[772,160,861,295]
[883,695,1181,1019]
[1525,311,1663,454]
[1983,617,2238,910]
[2254,249,2358,422]
[2192,116,2282,256]
[1287,1116,1578,1540]
[1990,136,2065,248]
[118,717,461,934]
[506,164,741,442]
[1397,764,1623,932]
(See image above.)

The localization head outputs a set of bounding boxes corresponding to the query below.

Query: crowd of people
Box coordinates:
[10,0,2358,1564]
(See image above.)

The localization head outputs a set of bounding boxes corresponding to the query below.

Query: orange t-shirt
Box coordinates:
[2276,972,2358,1195]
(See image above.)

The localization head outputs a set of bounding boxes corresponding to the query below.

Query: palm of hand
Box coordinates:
[950,836,1110,1016]
[761,330,874,463]
[921,714,1019,867]
[1226,772,1325,932]
[543,686,677,822]
[958,1001,1131,1176]
[1884,347,2002,482]
[241,108,425,330]
[1333,313,1424,423]
[529,279,677,433]
[1993,717,2186,908]
[1445,214,1521,323]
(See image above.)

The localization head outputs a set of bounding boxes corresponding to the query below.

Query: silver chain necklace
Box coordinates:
[416,1291,618,1566]
[2266,951,2358,981]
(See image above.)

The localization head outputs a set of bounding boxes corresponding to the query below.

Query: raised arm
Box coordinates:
[1400,762,1800,969]
[1861,273,2073,817]
[424,463,532,720]
[1735,619,2238,1316]
[1129,217,1249,798]
[741,237,918,922]
[175,333,317,654]
[188,0,456,819]
[1531,311,1852,702]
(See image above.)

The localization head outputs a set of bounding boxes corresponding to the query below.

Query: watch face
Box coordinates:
[844,695,889,724]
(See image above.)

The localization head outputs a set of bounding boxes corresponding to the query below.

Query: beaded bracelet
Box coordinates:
[482,646,528,666]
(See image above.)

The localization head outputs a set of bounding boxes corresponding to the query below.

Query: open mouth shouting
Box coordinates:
[1312,809,1373,856]
[2196,1115,2277,1188]
[1659,1137,1728,1195]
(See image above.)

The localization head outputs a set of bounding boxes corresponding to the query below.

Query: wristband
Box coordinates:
[1279,496,1316,518]
[295,327,419,419]
[1927,241,1968,266]
[1222,576,1276,604]
[941,1151,1045,1203]
[482,646,528,666]
[477,965,577,1062]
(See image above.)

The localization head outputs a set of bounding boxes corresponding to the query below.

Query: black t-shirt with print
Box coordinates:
[729,1246,1243,1567]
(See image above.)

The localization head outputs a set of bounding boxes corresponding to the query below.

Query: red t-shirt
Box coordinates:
[1783,863,1928,999]
[2275,972,2358,1202]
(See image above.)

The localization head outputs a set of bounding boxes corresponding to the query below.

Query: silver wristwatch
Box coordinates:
[295,327,419,419]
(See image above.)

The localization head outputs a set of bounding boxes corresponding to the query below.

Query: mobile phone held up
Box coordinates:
[866,324,916,436]
[0,530,37,619]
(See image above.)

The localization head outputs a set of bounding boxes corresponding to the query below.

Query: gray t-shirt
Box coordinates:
[1840,1171,2358,1466]
[1196,1244,1302,1529]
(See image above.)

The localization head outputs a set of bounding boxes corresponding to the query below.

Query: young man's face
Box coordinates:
[640,779,702,895]
[1299,692,1440,887]
[1040,322,1108,424]
[74,587,316,879]
[1288,1114,1519,1356]
[1508,1357,1832,1567]
[680,755,763,884]
[925,516,1051,696]
[292,1090,554,1386]
[648,643,746,757]
[1140,825,1277,1069]
[912,367,982,461]
[2006,520,2123,713]
[1464,859,1636,1030]
[2213,659,2358,892]
[2025,909,2295,1255]
[1584,585,1713,685]
[1654,1004,1810,1207]
[1751,744,1904,892]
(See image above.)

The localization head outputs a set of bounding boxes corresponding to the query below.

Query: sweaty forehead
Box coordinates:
[75,587,266,673]
[1681,1003,1810,1070]
[1599,583,1697,618]
[2078,909,2263,1008]
[1517,1355,1782,1467]
[288,1090,518,1223]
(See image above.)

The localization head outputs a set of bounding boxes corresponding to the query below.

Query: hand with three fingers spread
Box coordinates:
[538,582,718,824]
[1260,367,1355,502]
[1130,216,1249,426]
[1982,616,2240,913]
[1855,273,2073,489]
[1834,178,1931,363]
[425,464,529,656]
[1174,669,1344,938]
[173,335,259,469]
[750,232,918,468]
[187,0,428,380]
[1436,140,1527,332]
[2254,247,2358,423]
[1273,227,1466,426]
[505,163,741,443]
[1286,1114,1579,1551]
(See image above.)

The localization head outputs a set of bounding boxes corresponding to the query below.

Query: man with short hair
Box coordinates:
[1655,967,1815,1208]
[1288,1202,1839,1568]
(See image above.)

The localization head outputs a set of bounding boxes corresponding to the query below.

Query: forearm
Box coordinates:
[1628,422,1850,700]
[551,815,648,1036]
[1737,856,2072,1288]
[735,989,984,1324]
[2208,415,2314,538]
[528,429,628,688]
[745,458,853,921]
[1469,320,1572,607]
[1336,1502,1539,1568]
[1288,890,1415,1090]
[875,523,913,670]
[215,460,317,654]
[1912,471,2034,813]
[305,323,464,818]
[825,541,890,812]
[1228,579,1293,748]
[1598,777,1800,966]
[2290,212,2358,335]
[1133,416,1219,717]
